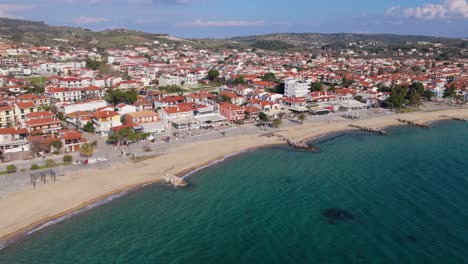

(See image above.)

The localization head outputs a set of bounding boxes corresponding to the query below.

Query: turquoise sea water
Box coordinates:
[1,121,467,264]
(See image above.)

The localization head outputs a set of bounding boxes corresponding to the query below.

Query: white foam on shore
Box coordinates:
[0,190,129,251]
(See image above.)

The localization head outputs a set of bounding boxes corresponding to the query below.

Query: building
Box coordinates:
[284,78,311,98]
[219,102,245,122]
[57,130,86,153]
[124,111,165,134]
[0,128,29,154]
[160,106,196,131]
[92,111,122,136]
[25,117,62,135]
[0,105,15,128]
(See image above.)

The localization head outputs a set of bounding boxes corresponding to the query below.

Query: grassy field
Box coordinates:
[27,76,48,86]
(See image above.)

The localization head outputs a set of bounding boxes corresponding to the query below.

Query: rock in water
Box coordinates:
[321,208,355,223]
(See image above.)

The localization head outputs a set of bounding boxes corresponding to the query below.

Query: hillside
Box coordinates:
[0,17,466,54]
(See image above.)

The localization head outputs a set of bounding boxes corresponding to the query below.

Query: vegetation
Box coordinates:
[298,113,306,124]
[232,76,246,85]
[386,85,409,109]
[6,165,17,174]
[261,72,276,83]
[108,127,150,144]
[85,58,102,70]
[30,164,40,171]
[272,118,282,128]
[83,121,95,133]
[310,82,323,91]
[80,143,96,158]
[221,94,232,103]
[259,112,269,122]
[250,40,295,50]
[105,89,138,105]
[45,159,56,167]
[443,85,456,99]
[159,85,187,94]
[341,77,354,88]
[208,70,220,81]
[51,140,62,152]
[63,155,73,164]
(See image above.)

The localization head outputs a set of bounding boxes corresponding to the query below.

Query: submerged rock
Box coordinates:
[321,208,355,223]
[162,174,188,188]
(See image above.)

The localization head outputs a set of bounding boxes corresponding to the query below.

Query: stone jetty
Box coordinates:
[162,173,188,187]
[442,114,467,122]
[277,135,320,152]
[348,124,387,135]
[397,118,430,128]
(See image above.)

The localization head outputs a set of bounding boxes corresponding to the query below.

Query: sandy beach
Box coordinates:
[0,108,467,245]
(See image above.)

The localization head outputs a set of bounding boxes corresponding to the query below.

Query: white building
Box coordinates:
[61,99,108,114]
[284,78,311,98]
[159,74,198,87]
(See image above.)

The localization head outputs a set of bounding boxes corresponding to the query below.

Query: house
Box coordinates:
[0,105,15,128]
[92,111,122,136]
[160,106,196,131]
[61,99,107,114]
[15,101,37,124]
[57,130,86,153]
[66,111,93,128]
[153,95,186,109]
[25,117,62,135]
[116,103,137,115]
[244,106,262,121]
[124,111,165,134]
[25,111,55,120]
[219,102,245,122]
[0,128,30,154]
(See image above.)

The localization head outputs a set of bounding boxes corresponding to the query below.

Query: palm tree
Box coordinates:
[298,113,306,124]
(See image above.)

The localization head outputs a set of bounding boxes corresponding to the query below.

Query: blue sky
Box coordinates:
[0,0,467,38]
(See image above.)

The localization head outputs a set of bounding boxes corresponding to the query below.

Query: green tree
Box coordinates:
[45,159,56,167]
[83,121,95,133]
[310,82,323,91]
[354,95,364,102]
[63,155,73,164]
[328,86,336,92]
[341,77,354,88]
[443,85,456,98]
[423,90,433,101]
[272,118,282,128]
[6,165,17,174]
[387,85,409,109]
[85,58,102,70]
[120,115,127,125]
[208,70,220,81]
[409,92,422,107]
[221,94,232,103]
[262,72,276,83]
[30,164,40,170]
[409,82,425,95]
[80,143,95,158]
[51,140,62,151]
[105,89,138,105]
[233,76,246,85]
[259,112,269,122]
[298,113,306,124]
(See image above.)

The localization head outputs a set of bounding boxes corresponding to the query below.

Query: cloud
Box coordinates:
[178,19,265,27]
[392,0,468,20]
[385,6,400,16]
[0,4,34,18]
[74,16,109,25]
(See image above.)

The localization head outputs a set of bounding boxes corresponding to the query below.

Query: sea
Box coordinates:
[0,120,467,264]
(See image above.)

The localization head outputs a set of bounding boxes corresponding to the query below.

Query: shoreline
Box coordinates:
[0,108,467,250]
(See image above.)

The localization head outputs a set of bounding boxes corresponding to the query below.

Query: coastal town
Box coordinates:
[0,40,466,169]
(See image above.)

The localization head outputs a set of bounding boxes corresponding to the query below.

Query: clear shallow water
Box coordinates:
[1,121,467,264]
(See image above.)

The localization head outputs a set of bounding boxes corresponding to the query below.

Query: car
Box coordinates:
[73,161,81,165]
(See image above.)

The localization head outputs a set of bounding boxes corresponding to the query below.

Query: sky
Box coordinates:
[0,0,467,38]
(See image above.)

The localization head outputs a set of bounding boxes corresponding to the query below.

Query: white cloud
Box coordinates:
[385,6,400,16]
[178,19,265,27]
[400,0,468,20]
[74,16,109,25]
[0,4,34,18]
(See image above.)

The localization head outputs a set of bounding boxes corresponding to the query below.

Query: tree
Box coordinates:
[51,140,62,152]
[83,121,95,133]
[221,94,232,103]
[30,139,50,156]
[80,143,95,158]
[443,85,456,99]
[120,115,127,125]
[310,82,323,91]
[328,86,336,92]
[208,70,220,81]
[85,58,102,70]
[409,82,425,95]
[233,76,246,85]
[409,92,422,107]
[98,64,118,77]
[262,72,276,83]
[341,77,354,88]
[105,89,138,105]
[30,164,40,170]
[387,85,409,109]
[272,118,282,128]
[298,113,306,124]
[354,95,364,102]
[6,165,17,174]
[63,155,73,163]
[45,159,56,167]
[423,90,433,101]
[259,112,269,122]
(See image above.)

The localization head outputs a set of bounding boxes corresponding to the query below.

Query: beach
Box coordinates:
[0,108,467,245]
